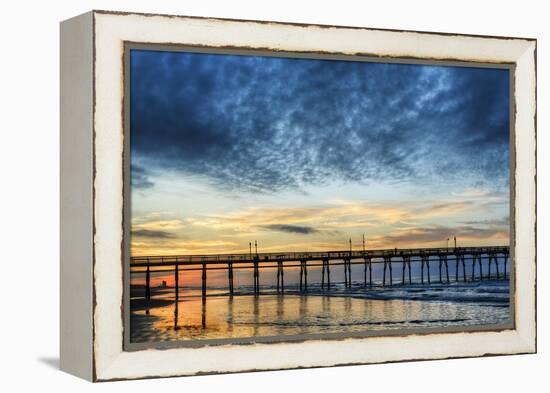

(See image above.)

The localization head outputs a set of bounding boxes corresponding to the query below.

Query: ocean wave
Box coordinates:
[208,280,510,305]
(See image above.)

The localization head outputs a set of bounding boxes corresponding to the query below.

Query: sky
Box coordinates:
[129,49,510,265]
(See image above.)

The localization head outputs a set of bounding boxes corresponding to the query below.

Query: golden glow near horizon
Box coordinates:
[130,184,509,288]
[131,184,509,257]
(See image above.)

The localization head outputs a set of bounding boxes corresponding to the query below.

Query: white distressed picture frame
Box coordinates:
[60,10,536,382]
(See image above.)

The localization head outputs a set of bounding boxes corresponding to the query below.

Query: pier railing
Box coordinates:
[130,245,510,265]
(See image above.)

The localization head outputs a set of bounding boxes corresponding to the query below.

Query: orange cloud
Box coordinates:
[131,196,508,256]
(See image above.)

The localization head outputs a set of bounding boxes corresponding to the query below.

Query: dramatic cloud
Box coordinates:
[132,229,175,239]
[460,217,510,226]
[130,50,510,193]
[260,224,319,234]
[131,164,154,189]
[128,51,511,258]
[379,224,508,247]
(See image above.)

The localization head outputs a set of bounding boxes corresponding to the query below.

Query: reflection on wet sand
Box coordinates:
[130,283,511,343]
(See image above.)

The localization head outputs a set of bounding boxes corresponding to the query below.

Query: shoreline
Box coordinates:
[131,279,511,313]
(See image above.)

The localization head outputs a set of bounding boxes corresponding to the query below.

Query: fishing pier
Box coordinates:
[130,245,510,304]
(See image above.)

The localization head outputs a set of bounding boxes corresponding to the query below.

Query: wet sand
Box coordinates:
[130,280,511,343]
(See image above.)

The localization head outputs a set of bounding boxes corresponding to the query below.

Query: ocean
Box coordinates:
[130,279,511,343]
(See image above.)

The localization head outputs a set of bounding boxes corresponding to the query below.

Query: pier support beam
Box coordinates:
[444,255,450,283]
[202,260,207,299]
[253,258,259,294]
[364,257,373,288]
[420,255,430,284]
[343,259,348,288]
[480,255,484,280]
[343,258,352,288]
[277,260,284,293]
[383,256,393,286]
[300,260,308,291]
[439,256,442,283]
[343,258,347,287]
[439,255,449,283]
[348,258,352,288]
[327,259,332,289]
[402,256,411,285]
[174,260,179,318]
[458,254,466,282]
[504,254,508,278]
[401,255,412,285]
[322,259,325,289]
[228,261,234,296]
[427,257,431,284]
[322,259,331,290]
[487,253,499,280]
[455,254,460,282]
[299,259,308,291]
[368,258,373,286]
[145,264,151,315]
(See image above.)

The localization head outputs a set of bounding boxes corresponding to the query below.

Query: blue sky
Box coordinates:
[129,49,510,258]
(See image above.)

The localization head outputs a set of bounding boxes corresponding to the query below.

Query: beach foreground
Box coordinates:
[130,280,510,343]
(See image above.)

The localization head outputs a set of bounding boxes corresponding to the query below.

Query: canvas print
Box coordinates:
[127,48,511,345]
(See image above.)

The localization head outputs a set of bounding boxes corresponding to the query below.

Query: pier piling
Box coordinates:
[174,259,179,317]
[300,260,308,291]
[228,260,234,295]
[455,254,466,282]
[344,258,351,288]
[347,259,352,288]
[383,256,392,286]
[439,255,449,283]
[426,257,431,284]
[402,255,412,285]
[401,258,407,285]
[321,259,327,289]
[479,255,483,280]
[253,257,260,294]
[364,257,372,288]
[345,258,348,287]
[277,260,284,292]
[439,256,442,283]
[454,255,459,282]
[504,254,508,278]
[369,258,373,286]
[327,259,331,289]
[420,255,430,284]
[131,246,509,302]
[300,261,304,292]
[145,263,151,315]
[444,255,449,283]
[201,259,207,299]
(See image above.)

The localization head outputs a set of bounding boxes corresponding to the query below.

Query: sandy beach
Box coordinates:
[130,279,510,343]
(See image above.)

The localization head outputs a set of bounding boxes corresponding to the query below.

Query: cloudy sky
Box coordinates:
[129,49,510,259]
